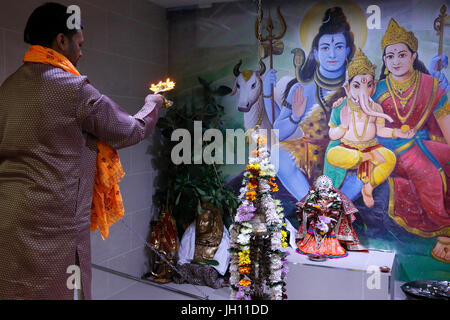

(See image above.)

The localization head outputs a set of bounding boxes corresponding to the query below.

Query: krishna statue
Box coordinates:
[296,175,367,258]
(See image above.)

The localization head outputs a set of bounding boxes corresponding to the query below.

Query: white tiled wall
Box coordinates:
[0,0,168,299]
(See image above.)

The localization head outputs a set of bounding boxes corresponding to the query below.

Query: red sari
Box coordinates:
[375,72,450,238]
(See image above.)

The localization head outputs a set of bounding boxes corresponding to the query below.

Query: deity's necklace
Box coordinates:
[315,69,346,116]
[314,68,346,90]
[386,70,421,124]
[387,70,419,108]
[348,98,370,141]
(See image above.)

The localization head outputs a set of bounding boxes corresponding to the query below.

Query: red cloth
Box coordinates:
[390,141,450,237]
[382,73,445,138]
[379,73,450,237]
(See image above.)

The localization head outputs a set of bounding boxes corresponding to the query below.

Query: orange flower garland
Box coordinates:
[239,265,251,275]
[245,191,257,201]
[239,279,252,287]
[230,133,288,300]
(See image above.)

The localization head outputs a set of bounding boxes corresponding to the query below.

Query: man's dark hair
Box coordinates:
[24,2,82,47]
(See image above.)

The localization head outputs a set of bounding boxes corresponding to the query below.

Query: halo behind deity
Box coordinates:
[299,0,368,54]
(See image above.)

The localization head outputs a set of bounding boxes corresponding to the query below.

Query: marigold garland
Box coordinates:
[239,265,251,275]
[281,229,288,248]
[229,133,289,300]
[245,191,257,201]
[239,279,252,287]
[238,249,251,265]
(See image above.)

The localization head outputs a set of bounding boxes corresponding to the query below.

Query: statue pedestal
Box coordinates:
[284,247,396,300]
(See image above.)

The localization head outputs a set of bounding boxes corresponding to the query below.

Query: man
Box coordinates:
[0,2,164,299]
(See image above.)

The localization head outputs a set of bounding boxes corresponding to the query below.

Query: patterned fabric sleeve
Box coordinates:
[328,98,345,128]
[433,93,450,120]
[77,79,159,149]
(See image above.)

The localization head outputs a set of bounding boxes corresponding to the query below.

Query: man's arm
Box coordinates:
[77,80,163,149]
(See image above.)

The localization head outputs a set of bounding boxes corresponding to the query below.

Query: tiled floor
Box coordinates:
[94,268,408,300]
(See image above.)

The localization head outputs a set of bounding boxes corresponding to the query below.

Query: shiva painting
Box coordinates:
[167,0,449,281]
[265,2,449,278]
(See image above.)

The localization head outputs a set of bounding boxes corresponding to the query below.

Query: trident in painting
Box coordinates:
[254,3,287,125]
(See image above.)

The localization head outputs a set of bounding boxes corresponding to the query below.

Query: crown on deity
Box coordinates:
[347,48,376,80]
[381,18,418,53]
[314,175,333,190]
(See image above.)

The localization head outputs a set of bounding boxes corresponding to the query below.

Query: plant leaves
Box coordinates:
[195,187,206,196]
[175,192,181,206]
[197,200,202,215]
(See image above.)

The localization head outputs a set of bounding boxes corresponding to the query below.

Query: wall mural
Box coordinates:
[167,0,450,282]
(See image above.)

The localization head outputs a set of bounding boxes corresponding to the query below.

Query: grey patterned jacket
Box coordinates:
[0,63,159,299]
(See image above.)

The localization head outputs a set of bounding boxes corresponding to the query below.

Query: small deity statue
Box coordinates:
[192,203,224,264]
[296,175,367,259]
[174,202,230,288]
[145,209,178,284]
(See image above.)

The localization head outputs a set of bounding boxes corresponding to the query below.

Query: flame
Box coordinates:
[150,78,176,94]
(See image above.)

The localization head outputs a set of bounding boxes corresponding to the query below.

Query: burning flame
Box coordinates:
[150,78,176,94]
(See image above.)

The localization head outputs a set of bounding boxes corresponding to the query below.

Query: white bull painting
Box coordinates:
[230,59,297,147]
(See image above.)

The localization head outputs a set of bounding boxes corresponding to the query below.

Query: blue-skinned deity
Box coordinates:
[263,7,363,201]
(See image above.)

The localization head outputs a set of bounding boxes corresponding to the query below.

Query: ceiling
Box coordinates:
[148,0,243,9]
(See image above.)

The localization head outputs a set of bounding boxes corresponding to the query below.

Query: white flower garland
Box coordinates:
[229,134,289,300]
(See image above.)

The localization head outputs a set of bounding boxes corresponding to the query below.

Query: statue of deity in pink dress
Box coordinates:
[296,176,367,258]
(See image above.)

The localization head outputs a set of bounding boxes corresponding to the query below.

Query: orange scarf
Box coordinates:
[24,45,125,240]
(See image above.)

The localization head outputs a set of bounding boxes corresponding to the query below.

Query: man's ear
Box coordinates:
[55,33,69,52]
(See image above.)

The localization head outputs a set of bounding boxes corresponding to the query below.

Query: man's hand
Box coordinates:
[145,94,164,108]
[263,69,277,96]
[292,85,307,118]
